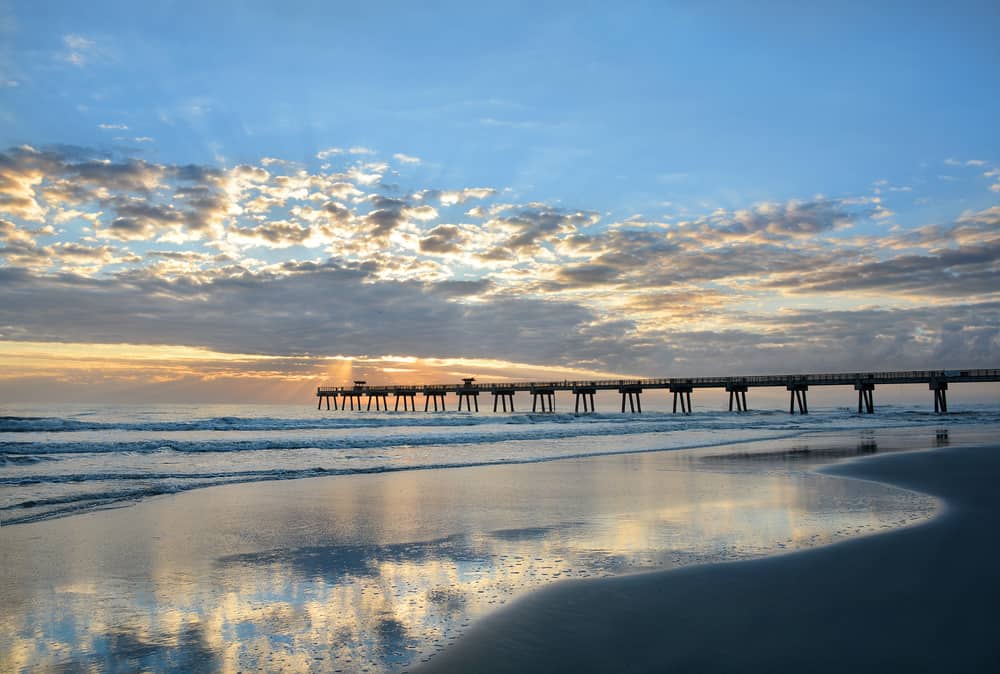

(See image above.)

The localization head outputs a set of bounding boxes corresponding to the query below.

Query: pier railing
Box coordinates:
[317,369,999,395]
[315,368,999,414]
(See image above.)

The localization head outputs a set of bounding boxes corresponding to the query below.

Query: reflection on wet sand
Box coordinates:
[0,429,946,673]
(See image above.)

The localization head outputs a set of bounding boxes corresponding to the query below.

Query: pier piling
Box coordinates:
[573,387,597,414]
[531,387,556,413]
[855,382,875,414]
[726,382,748,412]
[787,382,809,414]
[670,384,693,414]
[619,385,642,413]
[491,389,516,413]
[931,380,949,413]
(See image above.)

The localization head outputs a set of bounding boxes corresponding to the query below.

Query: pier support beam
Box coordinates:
[670,385,693,414]
[619,386,642,414]
[854,383,875,414]
[394,393,417,411]
[726,383,748,412]
[930,380,948,414]
[423,391,447,412]
[531,388,556,413]
[573,387,597,414]
[458,391,480,412]
[366,393,389,411]
[787,383,809,414]
[492,390,516,413]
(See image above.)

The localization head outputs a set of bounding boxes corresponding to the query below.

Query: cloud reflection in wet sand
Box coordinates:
[0,433,940,673]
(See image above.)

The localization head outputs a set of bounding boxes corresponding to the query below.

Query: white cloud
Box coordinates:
[61,34,102,67]
[98,123,129,130]
[393,153,421,164]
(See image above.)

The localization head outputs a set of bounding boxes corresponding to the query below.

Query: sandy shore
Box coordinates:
[418,442,1000,673]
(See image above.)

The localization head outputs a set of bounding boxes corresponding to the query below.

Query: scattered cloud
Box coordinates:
[393,153,421,164]
[60,34,108,67]
[1,143,997,380]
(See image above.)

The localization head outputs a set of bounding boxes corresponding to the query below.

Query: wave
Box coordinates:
[0,432,814,525]
[5,406,993,433]
[1,412,622,433]
[4,406,998,527]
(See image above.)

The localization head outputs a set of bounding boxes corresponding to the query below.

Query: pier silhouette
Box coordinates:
[318,369,999,414]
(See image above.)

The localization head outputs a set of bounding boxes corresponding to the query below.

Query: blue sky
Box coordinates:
[0,1,998,400]
[5,1,997,221]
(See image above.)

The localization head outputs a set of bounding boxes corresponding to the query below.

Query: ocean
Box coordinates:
[3,402,997,525]
[4,403,998,672]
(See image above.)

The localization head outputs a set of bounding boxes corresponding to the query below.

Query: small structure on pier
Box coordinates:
[341,380,366,411]
[457,378,480,412]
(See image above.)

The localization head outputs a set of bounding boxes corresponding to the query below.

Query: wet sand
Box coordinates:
[418,441,1000,674]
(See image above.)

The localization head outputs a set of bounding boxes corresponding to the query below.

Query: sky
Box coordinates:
[0,0,998,402]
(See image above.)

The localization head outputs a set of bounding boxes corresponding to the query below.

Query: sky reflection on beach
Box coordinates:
[0,429,948,673]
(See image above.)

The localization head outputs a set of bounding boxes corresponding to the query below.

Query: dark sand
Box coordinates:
[418,443,1000,673]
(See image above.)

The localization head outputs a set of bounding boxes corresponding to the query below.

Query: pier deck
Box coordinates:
[316,369,999,414]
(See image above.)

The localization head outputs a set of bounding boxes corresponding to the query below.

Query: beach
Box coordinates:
[419,437,1000,674]
[1,413,997,673]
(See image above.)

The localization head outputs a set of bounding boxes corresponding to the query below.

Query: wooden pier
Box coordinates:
[317,369,999,414]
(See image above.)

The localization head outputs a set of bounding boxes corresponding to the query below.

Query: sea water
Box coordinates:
[2,404,998,673]
[2,402,998,524]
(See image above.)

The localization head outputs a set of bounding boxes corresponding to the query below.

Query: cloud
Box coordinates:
[419,224,467,254]
[98,123,129,130]
[393,153,421,164]
[230,220,314,248]
[1,142,997,381]
[695,199,862,238]
[486,205,600,254]
[61,34,107,67]
[480,117,542,130]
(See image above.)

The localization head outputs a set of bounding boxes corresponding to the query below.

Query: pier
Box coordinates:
[318,369,999,414]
